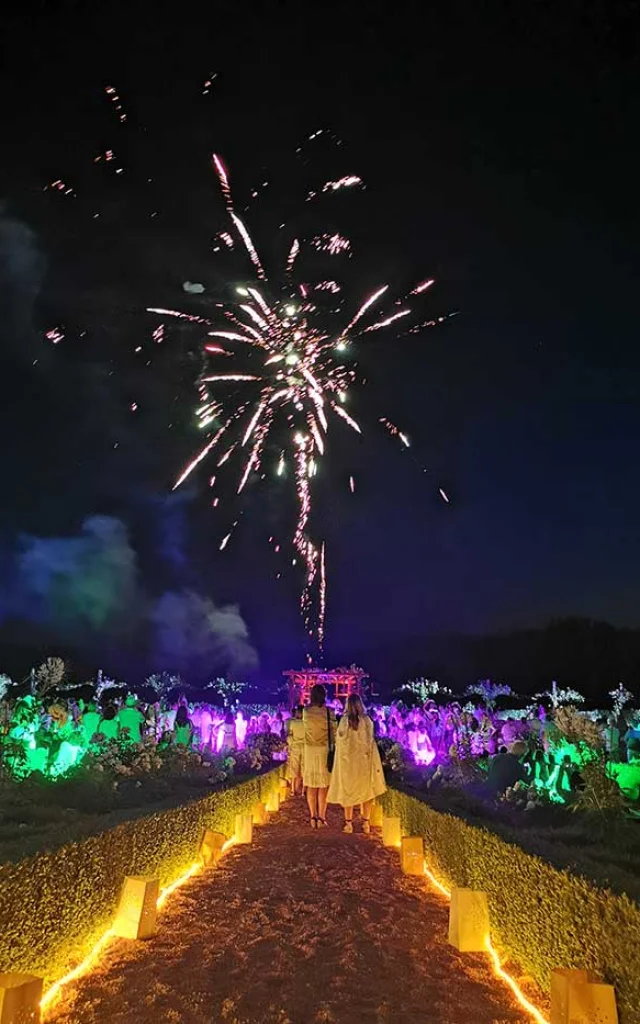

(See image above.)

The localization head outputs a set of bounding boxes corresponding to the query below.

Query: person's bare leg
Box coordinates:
[318,786,329,823]
[345,805,354,822]
[306,786,318,822]
[361,798,373,832]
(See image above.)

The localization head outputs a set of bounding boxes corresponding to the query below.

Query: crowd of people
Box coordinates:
[0,693,290,777]
[364,698,640,799]
[2,685,638,805]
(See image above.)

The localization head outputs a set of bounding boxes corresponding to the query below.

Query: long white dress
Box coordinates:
[327,714,387,807]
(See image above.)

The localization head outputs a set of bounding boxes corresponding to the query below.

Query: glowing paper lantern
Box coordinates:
[200,830,226,867]
[265,790,280,814]
[370,802,383,828]
[447,888,490,952]
[113,876,159,940]
[382,815,401,847]
[235,813,253,845]
[551,969,589,1024]
[550,970,618,1024]
[252,801,268,825]
[0,973,42,1024]
[401,836,424,875]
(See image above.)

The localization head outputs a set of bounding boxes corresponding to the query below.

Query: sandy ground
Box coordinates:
[46,797,547,1024]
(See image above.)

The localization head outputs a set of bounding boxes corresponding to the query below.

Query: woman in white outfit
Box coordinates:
[327,694,387,833]
[302,684,336,828]
[286,705,305,796]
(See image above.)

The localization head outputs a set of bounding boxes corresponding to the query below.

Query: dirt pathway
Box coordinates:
[47,797,544,1023]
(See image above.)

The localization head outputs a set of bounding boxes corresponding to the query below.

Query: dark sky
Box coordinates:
[0,1,639,682]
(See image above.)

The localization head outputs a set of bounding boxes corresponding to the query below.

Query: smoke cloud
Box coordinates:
[151,590,259,677]
[1,516,258,679]
[17,516,137,637]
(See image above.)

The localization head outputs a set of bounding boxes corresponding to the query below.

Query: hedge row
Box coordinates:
[380,787,640,1024]
[0,769,281,985]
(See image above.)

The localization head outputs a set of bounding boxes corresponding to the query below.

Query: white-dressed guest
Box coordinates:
[302,684,336,828]
[327,694,386,833]
[286,705,305,796]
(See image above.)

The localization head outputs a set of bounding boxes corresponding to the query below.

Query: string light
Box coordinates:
[156,861,202,911]
[484,935,550,1024]
[420,859,549,1024]
[40,928,115,1012]
[40,832,241,1015]
[422,859,451,899]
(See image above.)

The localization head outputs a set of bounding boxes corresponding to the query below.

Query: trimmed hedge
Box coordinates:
[0,769,280,985]
[381,787,640,1024]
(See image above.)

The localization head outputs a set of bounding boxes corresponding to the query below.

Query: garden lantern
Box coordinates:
[113,876,159,940]
[447,888,490,953]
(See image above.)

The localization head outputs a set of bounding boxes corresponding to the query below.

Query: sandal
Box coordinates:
[310,817,318,829]
[362,819,370,834]
[317,818,328,828]
[343,821,353,834]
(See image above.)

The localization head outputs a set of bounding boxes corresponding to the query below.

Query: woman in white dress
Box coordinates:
[327,694,387,833]
[286,705,305,796]
[302,684,336,828]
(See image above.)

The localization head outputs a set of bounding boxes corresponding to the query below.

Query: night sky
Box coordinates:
[0,2,639,684]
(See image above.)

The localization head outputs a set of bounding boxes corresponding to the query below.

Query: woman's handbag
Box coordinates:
[326,708,335,771]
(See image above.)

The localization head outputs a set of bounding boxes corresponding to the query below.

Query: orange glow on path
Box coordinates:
[40,928,114,1012]
[485,935,550,1024]
[41,833,241,1016]
[420,859,549,1024]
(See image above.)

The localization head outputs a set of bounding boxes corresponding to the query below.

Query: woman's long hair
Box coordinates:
[346,694,365,731]
[309,683,327,707]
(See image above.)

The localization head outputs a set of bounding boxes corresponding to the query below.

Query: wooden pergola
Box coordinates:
[284,667,368,707]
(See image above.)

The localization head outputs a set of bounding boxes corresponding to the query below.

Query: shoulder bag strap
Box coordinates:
[326,708,334,752]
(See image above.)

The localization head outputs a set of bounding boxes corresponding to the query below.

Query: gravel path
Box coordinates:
[46,796,545,1023]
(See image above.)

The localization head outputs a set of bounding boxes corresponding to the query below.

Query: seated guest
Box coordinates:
[486,740,530,796]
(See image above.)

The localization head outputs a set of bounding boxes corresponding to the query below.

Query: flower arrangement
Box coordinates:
[535,680,585,708]
[609,682,635,718]
[464,679,512,711]
[396,678,452,705]
[206,677,249,704]
[33,657,66,697]
[0,674,14,703]
[144,672,184,700]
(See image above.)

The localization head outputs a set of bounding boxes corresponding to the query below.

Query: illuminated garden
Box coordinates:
[2,4,639,1022]
[1,661,640,1021]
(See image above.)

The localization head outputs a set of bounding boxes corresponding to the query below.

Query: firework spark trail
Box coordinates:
[362,309,411,332]
[105,85,127,123]
[173,422,231,489]
[319,542,326,649]
[154,149,448,651]
[147,307,214,326]
[212,154,233,212]
[202,72,217,96]
[286,239,300,273]
[341,285,389,335]
[44,179,76,197]
[231,213,267,280]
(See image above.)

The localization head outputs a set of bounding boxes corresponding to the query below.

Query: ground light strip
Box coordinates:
[421,859,550,1024]
[40,835,239,1014]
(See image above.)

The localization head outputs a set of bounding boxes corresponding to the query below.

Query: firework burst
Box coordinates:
[148,150,451,652]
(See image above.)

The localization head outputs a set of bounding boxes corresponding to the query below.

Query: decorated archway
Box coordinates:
[283,666,368,707]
